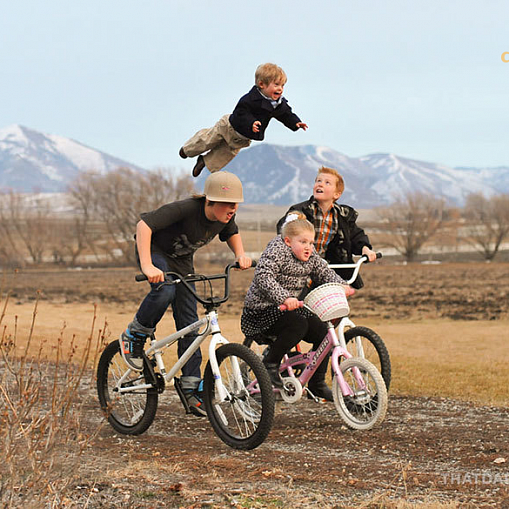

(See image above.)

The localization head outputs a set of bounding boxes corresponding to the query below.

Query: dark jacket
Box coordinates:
[276,197,372,289]
[229,86,301,141]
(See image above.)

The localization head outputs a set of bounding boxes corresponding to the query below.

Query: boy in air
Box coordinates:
[180,63,307,177]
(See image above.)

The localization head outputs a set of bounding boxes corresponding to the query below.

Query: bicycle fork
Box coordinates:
[329,327,368,397]
[206,311,235,403]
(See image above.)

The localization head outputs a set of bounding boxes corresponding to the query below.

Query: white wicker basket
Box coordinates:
[303,283,350,321]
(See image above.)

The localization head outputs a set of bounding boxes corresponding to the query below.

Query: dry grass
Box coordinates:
[4,298,508,407]
[363,318,509,407]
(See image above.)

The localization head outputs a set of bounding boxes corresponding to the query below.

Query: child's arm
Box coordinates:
[226,233,252,269]
[136,220,164,283]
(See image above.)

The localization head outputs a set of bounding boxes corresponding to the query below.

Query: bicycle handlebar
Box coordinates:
[328,252,382,285]
[135,261,257,308]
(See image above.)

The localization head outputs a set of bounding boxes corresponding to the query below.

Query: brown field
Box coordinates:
[1,261,508,508]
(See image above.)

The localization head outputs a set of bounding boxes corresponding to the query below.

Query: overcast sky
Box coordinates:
[1,0,508,171]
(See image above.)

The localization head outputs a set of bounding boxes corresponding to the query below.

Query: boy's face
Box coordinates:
[313,173,341,204]
[208,202,238,223]
[258,80,285,101]
[284,231,315,262]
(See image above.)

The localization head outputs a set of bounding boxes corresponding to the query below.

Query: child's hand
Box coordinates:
[252,120,261,133]
[296,122,308,131]
[142,264,165,283]
[236,255,252,270]
[343,285,355,298]
[282,297,301,311]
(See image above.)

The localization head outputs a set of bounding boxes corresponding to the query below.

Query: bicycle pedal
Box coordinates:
[173,377,192,414]
[305,388,324,404]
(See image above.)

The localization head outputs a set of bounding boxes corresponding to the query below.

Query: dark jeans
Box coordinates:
[134,253,201,381]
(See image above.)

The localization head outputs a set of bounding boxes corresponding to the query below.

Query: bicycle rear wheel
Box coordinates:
[203,343,275,450]
[344,326,391,390]
[332,357,388,430]
[97,340,158,435]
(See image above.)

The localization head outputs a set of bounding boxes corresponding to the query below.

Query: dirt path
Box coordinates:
[75,380,509,509]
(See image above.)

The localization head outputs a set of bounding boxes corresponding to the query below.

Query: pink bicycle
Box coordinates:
[244,283,388,430]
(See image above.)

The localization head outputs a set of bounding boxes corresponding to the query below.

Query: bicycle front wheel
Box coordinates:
[332,357,388,430]
[97,340,158,435]
[344,326,391,390]
[203,343,275,450]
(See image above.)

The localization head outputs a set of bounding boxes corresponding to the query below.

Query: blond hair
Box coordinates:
[281,211,314,239]
[317,166,344,194]
[255,63,287,86]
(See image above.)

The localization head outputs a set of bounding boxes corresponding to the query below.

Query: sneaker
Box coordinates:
[262,360,284,389]
[119,329,147,371]
[192,155,206,177]
[184,380,207,417]
[179,147,188,159]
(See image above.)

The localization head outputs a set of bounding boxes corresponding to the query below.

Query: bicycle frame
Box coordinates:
[280,321,367,397]
[114,264,246,402]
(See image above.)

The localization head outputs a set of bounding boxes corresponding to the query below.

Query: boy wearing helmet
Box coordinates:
[120,172,251,416]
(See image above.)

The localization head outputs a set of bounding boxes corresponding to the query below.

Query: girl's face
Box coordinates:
[313,173,341,203]
[207,202,238,223]
[284,230,315,262]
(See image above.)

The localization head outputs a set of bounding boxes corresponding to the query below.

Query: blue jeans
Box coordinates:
[132,253,201,384]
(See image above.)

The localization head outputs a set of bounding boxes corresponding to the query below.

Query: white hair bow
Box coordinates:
[283,213,300,226]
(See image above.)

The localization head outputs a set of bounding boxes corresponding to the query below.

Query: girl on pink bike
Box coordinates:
[241,212,354,400]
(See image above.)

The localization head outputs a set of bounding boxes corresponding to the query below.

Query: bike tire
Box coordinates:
[332,357,388,430]
[97,340,158,435]
[344,326,391,390]
[203,343,275,450]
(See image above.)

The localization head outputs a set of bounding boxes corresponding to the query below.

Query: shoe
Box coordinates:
[119,329,147,371]
[179,147,188,159]
[263,361,284,389]
[184,380,207,417]
[307,381,333,402]
[192,155,206,177]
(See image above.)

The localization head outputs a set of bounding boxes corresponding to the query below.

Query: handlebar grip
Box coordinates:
[230,260,257,270]
[279,301,304,311]
[135,274,147,282]
[361,252,383,263]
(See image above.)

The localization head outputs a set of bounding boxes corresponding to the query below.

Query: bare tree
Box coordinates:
[376,192,445,262]
[67,168,195,265]
[462,192,509,261]
[0,191,55,265]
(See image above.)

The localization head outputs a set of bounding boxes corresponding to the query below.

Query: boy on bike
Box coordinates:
[120,171,251,416]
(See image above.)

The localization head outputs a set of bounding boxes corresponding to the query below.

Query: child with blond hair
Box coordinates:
[241,212,352,400]
[180,63,307,177]
[277,166,377,289]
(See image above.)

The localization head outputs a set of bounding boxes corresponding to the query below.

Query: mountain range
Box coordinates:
[0,124,144,193]
[1,124,508,207]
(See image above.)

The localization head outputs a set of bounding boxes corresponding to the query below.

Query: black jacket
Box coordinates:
[276,197,372,289]
[229,86,301,141]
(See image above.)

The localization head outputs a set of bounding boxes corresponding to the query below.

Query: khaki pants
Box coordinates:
[183,114,251,172]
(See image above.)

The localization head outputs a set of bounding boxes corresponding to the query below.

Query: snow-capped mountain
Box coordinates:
[2,124,507,206]
[201,144,509,207]
[0,124,145,192]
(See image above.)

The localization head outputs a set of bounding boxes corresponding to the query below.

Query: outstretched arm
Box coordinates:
[226,233,252,269]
